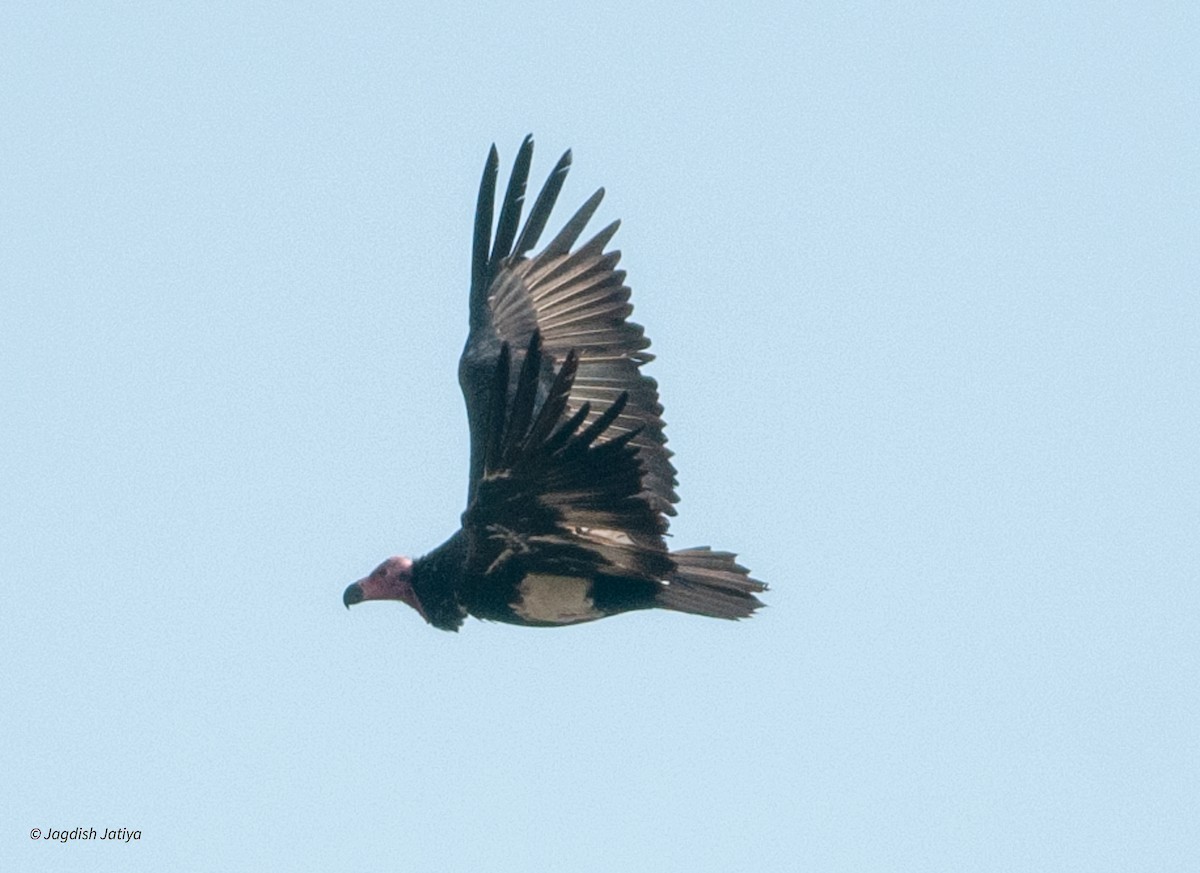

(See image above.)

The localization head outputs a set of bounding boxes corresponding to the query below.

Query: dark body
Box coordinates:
[412,531,663,631]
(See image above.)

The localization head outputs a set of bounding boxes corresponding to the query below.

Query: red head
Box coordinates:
[343,556,428,622]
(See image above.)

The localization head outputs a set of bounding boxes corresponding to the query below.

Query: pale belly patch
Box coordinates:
[512,574,602,624]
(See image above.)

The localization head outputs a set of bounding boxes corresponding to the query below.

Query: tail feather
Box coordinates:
[657,547,766,620]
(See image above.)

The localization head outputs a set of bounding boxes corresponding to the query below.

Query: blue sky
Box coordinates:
[2,3,1197,871]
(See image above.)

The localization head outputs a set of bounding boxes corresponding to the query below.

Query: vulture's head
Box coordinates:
[343,556,427,621]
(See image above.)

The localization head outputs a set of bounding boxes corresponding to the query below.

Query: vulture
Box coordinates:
[343,137,765,631]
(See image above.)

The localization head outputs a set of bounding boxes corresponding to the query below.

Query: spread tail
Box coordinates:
[657,547,766,620]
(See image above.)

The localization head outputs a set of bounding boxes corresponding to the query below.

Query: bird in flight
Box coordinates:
[343,137,765,631]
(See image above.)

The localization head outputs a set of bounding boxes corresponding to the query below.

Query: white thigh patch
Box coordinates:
[576,526,634,546]
[513,574,601,624]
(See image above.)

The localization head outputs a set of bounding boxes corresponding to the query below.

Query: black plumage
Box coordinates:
[343,138,765,631]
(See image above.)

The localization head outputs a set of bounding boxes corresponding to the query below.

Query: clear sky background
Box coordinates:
[2,3,1196,871]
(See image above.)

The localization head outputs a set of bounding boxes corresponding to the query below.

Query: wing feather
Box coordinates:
[469,147,499,327]
[513,149,572,258]
[460,138,678,522]
[489,136,533,277]
[466,333,672,587]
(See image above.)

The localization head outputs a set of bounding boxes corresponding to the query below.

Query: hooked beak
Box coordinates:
[343,581,364,609]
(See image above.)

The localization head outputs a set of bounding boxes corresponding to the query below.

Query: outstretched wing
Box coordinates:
[462,332,674,592]
[458,136,678,523]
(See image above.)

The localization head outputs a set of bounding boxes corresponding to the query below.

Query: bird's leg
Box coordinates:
[485,523,531,574]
